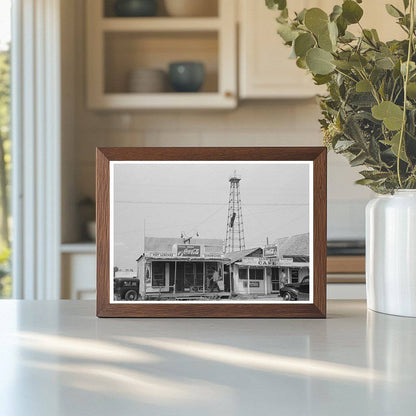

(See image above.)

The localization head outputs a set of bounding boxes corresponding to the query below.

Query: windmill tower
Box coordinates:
[224,171,246,253]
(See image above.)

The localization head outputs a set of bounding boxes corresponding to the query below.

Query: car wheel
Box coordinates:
[125,290,138,301]
[283,292,292,301]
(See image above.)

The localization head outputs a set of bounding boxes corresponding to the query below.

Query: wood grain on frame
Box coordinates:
[96,147,327,318]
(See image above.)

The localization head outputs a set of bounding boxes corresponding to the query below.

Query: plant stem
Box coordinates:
[334,68,357,83]
[397,0,415,188]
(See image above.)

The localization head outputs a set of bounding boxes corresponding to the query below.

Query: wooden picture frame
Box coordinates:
[96,147,327,318]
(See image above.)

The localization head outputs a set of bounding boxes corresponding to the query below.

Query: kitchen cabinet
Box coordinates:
[86,0,237,109]
[238,0,404,99]
[239,0,322,99]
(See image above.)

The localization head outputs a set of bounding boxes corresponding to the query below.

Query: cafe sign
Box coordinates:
[264,245,278,257]
[175,245,201,257]
[241,257,279,266]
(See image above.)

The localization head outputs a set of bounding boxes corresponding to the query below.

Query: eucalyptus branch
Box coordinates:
[397,0,415,188]
[334,68,357,83]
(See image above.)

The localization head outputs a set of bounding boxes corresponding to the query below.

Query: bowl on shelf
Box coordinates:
[164,0,217,17]
[114,0,158,17]
[168,62,205,92]
[127,68,167,93]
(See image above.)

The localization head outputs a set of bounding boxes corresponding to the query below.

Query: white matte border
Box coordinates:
[109,161,314,304]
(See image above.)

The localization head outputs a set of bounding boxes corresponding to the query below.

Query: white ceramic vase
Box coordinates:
[366,190,416,317]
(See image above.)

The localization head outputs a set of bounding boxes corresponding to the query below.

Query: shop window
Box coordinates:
[239,268,264,280]
[250,268,264,280]
[152,262,165,287]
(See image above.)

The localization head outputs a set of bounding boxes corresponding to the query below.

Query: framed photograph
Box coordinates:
[96,147,327,318]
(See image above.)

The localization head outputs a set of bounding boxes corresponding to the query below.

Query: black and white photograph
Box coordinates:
[110,161,313,303]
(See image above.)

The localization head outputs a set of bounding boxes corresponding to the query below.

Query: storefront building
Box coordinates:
[137,237,231,300]
[136,234,310,299]
[228,233,310,297]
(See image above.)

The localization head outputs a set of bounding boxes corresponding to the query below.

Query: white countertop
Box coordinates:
[0,300,415,415]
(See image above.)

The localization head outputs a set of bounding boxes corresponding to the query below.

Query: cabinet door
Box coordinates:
[238,0,404,99]
[239,0,319,99]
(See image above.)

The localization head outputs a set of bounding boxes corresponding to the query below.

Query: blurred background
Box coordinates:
[2,0,403,301]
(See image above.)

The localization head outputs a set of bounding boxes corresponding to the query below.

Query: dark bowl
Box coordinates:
[114,0,158,17]
[168,62,205,93]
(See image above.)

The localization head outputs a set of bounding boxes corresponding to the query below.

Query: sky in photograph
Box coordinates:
[0,0,11,50]
[113,162,311,269]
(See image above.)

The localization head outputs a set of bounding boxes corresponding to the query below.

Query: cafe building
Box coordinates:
[228,233,310,296]
[136,237,231,300]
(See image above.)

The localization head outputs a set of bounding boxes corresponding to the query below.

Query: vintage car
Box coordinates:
[280,276,309,301]
[114,278,140,301]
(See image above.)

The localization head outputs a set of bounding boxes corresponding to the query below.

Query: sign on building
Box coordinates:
[264,245,278,257]
[175,245,201,257]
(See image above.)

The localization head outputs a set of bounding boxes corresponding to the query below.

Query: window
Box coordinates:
[0,0,11,298]
[152,262,165,287]
[239,268,264,280]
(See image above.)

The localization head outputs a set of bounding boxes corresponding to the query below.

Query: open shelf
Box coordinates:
[103,0,219,18]
[101,17,221,32]
[104,31,219,94]
[86,0,236,109]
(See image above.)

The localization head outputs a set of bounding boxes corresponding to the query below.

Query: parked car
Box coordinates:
[114,278,140,301]
[280,277,309,301]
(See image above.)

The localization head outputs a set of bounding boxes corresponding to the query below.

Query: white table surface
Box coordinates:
[0,300,415,416]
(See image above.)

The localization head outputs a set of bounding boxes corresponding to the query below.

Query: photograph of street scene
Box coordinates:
[111,161,312,303]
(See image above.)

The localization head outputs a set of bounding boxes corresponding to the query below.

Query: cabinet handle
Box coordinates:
[225,91,234,98]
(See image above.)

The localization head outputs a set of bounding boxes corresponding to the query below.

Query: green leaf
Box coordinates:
[375,56,395,70]
[356,178,377,185]
[340,31,356,42]
[385,4,403,18]
[350,53,368,69]
[403,0,410,9]
[336,15,348,36]
[350,152,368,167]
[372,101,404,130]
[382,132,409,162]
[334,139,355,152]
[277,23,299,42]
[295,8,307,22]
[356,79,372,93]
[359,170,391,180]
[330,5,343,22]
[296,57,307,69]
[318,31,334,52]
[306,48,335,75]
[371,29,380,42]
[304,8,329,35]
[266,0,287,11]
[342,0,364,24]
[333,59,353,70]
[294,33,315,57]
[369,136,381,162]
[313,74,332,85]
[407,82,416,99]
[401,61,416,76]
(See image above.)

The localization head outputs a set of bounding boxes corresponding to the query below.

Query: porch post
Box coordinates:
[174,261,177,294]
[247,265,250,295]
[203,262,206,293]
[264,267,267,295]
